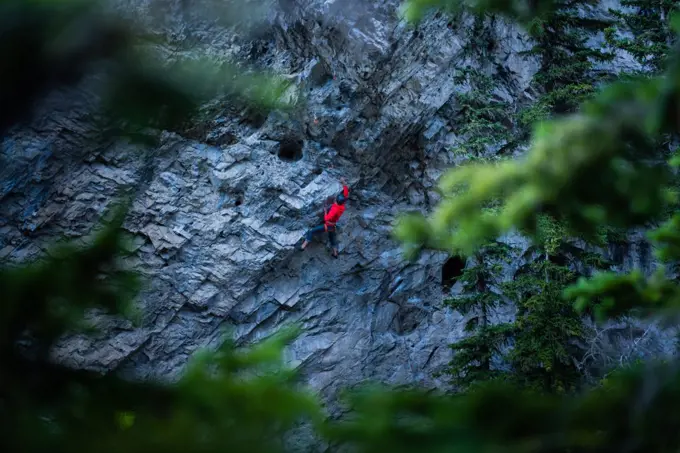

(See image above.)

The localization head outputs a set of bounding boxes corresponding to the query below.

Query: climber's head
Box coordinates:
[336,193,346,205]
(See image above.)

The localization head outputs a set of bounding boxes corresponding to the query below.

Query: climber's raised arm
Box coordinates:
[340,177,349,198]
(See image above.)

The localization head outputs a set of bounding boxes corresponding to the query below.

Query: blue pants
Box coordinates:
[305,224,337,247]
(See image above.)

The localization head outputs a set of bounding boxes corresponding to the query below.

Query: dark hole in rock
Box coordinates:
[235,198,243,207]
[638,241,652,273]
[609,242,626,264]
[309,62,332,86]
[442,256,465,290]
[278,138,304,162]
[548,253,567,266]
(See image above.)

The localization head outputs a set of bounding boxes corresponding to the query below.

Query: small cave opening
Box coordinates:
[228,189,244,208]
[548,253,567,267]
[442,255,466,291]
[309,61,332,87]
[278,138,304,162]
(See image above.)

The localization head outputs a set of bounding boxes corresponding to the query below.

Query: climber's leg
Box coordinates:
[301,224,326,250]
[328,227,338,258]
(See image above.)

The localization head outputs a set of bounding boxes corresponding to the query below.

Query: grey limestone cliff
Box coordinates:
[0,0,675,412]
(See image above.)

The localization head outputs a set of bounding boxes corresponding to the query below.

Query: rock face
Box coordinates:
[0,0,675,412]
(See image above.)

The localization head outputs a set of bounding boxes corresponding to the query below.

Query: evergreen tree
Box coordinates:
[445,10,519,160]
[605,1,680,167]
[504,256,584,393]
[444,1,617,392]
[446,242,514,389]
[452,68,515,159]
[387,0,680,448]
[349,2,680,451]
[607,0,680,74]
[499,215,609,394]
[518,0,615,130]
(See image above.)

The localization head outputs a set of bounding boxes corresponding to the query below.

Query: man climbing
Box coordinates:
[300,177,349,258]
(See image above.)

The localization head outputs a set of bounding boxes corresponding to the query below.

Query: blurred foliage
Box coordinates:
[440,7,620,394]
[393,74,676,256]
[326,359,680,453]
[0,0,296,143]
[388,0,680,451]
[0,203,140,357]
[9,0,680,452]
[0,1,313,453]
[400,0,559,24]
[0,205,321,453]
[443,216,607,394]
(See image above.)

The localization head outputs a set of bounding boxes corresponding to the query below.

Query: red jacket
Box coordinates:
[324,185,349,227]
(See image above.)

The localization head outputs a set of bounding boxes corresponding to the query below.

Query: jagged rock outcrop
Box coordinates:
[0,0,675,415]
